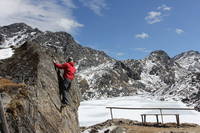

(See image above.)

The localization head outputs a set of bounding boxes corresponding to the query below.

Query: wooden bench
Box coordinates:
[106,107,195,127]
[141,113,180,126]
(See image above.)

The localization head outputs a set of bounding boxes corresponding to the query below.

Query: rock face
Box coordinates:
[77,50,175,99]
[158,51,200,111]
[77,60,143,100]
[0,42,80,133]
[0,23,41,48]
[30,31,113,71]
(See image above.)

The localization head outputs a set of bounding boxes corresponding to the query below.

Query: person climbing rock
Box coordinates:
[53,57,76,112]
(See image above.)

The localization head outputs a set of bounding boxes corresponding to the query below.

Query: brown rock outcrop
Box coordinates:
[0,42,81,133]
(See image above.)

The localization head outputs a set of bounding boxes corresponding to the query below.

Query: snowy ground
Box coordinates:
[0,48,14,60]
[78,95,200,127]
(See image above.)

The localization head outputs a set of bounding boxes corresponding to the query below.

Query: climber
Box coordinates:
[53,57,76,111]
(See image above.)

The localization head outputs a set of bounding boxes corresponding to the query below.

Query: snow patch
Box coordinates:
[0,34,28,48]
[0,30,36,48]
[0,48,14,60]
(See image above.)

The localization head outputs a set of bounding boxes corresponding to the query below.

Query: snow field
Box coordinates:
[79,95,200,127]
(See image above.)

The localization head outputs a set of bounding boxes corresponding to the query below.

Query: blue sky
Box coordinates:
[0,0,200,60]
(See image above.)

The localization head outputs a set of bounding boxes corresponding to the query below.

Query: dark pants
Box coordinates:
[61,78,72,105]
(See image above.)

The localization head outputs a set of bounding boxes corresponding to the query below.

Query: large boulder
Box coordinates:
[0,42,81,133]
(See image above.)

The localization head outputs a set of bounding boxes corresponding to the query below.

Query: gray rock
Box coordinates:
[0,23,41,48]
[0,42,81,133]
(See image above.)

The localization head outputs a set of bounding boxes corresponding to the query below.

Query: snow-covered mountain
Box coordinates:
[78,50,200,111]
[0,23,41,48]
[78,61,142,100]
[0,23,200,111]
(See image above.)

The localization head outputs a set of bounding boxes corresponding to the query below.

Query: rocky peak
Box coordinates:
[0,23,113,72]
[32,31,78,53]
[173,50,200,72]
[30,31,114,71]
[174,50,200,60]
[43,31,75,46]
[147,50,171,65]
[0,23,41,48]
[0,23,40,36]
[114,61,140,80]
[139,50,175,87]
[1,23,32,32]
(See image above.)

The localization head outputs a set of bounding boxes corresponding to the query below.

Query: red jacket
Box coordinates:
[54,62,76,80]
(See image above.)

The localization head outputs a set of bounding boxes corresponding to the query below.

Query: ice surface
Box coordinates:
[0,48,14,60]
[78,95,200,127]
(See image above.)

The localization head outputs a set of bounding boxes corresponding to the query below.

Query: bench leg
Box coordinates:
[156,115,159,124]
[141,115,144,124]
[176,115,180,126]
[144,115,146,125]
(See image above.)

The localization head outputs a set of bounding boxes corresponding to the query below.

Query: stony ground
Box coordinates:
[81,119,200,133]
[123,125,200,133]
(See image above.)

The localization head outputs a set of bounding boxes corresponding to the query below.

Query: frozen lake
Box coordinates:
[78,95,200,127]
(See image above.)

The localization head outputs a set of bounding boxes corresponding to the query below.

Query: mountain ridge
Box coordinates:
[1,23,200,112]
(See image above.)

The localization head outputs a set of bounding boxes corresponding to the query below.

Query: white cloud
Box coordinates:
[116,52,124,57]
[58,18,84,32]
[135,33,150,39]
[79,0,107,16]
[145,5,172,24]
[176,28,184,34]
[145,11,162,24]
[134,48,151,53]
[61,0,77,8]
[0,0,84,33]
[158,5,172,11]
